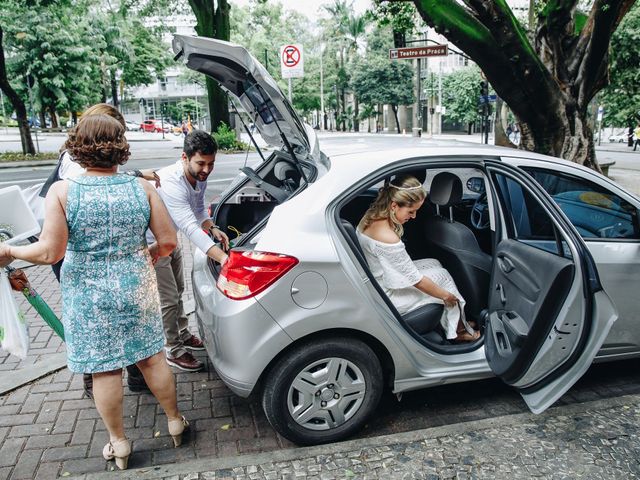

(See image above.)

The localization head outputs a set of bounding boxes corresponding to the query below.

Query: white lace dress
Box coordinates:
[357,231,466,339]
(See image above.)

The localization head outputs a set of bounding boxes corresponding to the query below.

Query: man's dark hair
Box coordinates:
[184,129,218,158]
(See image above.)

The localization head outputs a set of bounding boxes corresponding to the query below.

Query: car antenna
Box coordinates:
[229,99,266,168]
[254,83,308,183]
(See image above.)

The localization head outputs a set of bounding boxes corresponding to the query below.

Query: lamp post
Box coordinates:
[319,43,325,131]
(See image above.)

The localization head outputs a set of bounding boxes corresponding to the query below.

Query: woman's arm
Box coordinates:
[0,182,68,265]
[414,277,458,307]
[141,180,177,257]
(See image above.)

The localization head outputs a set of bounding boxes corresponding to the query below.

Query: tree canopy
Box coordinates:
[599,2,640,129]
[393,0,636,169]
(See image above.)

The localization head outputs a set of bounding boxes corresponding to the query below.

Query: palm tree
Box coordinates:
[345,13,367,131]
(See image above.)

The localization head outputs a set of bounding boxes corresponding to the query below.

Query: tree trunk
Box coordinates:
[39,110,46,130]
[49,105,58,129]
[391,104,401,134]
[353,96,359,132]
[189,0,230,133]
[519,108,599,172]
[72,111,78,125]
[494,97,514,148]
[110,69,119,108]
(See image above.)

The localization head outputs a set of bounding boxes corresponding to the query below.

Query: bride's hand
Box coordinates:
[442,291,458,308]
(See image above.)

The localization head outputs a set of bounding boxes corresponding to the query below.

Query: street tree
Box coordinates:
[599,2,640,137]
[352,55,415,133]
[439,66,482,132]
[230,0,317,117]
[0,23,34,153]
[387,0,636,169]
[188,0,230,131]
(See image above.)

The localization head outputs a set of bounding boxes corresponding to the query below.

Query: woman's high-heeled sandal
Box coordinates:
[168,416,189,447]
[102,438,131,470]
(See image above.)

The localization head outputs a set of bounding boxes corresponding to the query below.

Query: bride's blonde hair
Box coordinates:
[357,175,425,237]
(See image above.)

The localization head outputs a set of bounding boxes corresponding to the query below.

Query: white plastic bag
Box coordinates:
[0,270,29,358]
[21,183,46,230]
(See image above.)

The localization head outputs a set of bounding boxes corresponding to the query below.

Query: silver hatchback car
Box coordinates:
[173,36,640,445]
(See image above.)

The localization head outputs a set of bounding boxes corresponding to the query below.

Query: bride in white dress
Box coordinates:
[357,175,479,342]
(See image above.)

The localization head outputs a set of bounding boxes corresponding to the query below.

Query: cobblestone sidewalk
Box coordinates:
[76,393,640,480]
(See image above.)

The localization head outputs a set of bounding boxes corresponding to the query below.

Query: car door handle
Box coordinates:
[496,283,506,305]
[497,255,515,273]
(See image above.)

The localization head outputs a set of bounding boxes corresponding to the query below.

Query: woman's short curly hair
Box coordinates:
[65,115,130,169]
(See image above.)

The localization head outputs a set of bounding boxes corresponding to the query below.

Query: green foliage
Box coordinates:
[0,116,18,127]
[440,66,483,125]
[0,0,172,121]
[351,56,415,108]
[367,1,419,37]
[212,122,249,151]
[0,151,59,162]
[599,2,640,127]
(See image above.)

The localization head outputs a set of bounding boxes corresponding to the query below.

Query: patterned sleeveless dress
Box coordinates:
[61,174,164,373]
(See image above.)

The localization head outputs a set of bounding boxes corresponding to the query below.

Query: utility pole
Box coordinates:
[438,59,443,135]
[479,80,490,144]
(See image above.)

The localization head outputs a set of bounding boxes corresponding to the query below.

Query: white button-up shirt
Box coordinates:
[147,160,215,255]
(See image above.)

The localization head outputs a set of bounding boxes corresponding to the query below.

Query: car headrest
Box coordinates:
[274,162,300,182]
[430,172,462,207]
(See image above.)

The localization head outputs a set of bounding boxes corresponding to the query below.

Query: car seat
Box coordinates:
[424,172,491,322]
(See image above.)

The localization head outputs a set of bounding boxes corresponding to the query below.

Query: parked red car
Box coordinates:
[140,119,163,133]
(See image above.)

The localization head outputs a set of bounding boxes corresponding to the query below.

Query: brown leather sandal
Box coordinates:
[454,330,481,343]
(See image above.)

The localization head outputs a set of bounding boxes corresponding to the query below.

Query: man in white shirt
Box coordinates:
[150,130,229,371]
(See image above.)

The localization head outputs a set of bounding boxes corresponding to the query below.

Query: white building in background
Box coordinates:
[120,16,209,129]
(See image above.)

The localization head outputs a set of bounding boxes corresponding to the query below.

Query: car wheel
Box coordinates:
[262,338,383,445]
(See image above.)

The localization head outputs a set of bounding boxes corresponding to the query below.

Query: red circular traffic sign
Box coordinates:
[282,45,301,68]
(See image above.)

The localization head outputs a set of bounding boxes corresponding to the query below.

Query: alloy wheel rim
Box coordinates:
[287,357,367,431]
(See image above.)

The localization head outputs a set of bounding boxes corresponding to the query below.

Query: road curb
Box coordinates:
[0,352,67,395]
[73,392,640,480]
[0,160,58,169]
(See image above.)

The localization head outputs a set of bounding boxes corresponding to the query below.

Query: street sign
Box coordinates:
[389,45,448,60]
[597,105,604,122]
[280,44,304,79]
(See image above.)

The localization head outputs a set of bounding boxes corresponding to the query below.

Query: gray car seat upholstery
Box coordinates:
[424,172,491,321]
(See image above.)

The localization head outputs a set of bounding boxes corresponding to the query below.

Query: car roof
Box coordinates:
[305,136,599,203]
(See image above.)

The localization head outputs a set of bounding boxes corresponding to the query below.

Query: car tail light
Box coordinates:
[217,250,298,300]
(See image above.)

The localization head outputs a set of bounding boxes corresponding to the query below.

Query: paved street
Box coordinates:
[1,131,640,479]
[82,394,640,480]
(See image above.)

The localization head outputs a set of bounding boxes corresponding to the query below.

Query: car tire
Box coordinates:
[262,337,383,446]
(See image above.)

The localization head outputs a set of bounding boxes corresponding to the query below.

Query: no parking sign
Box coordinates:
[280,44,304,79]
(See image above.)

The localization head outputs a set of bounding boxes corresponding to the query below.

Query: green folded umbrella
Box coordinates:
[5,267,65,342]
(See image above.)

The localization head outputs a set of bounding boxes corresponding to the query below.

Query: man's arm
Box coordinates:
[160,183,227,263]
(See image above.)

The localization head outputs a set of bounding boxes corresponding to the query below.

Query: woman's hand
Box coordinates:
[148,242,160,265]
[441,291,458,308]
[210,227,230,251]
[140,169,161,188]
[0,244,14,268]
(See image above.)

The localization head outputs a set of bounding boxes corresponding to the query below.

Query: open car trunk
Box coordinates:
[211,150,320,254]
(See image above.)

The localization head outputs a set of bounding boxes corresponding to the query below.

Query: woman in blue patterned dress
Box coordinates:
[0,115,189,469]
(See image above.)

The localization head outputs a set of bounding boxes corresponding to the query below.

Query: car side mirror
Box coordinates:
[466,177,485,194]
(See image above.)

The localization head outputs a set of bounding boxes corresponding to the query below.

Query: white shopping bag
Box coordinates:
[21,183,46,230]
[0,270,29,358]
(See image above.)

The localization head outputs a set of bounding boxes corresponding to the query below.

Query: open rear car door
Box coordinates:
[484,162,617,413]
